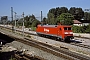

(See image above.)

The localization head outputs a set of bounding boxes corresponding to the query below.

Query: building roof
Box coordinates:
[73,20,82,24]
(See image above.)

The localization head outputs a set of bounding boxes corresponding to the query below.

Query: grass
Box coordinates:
[31,27,36,31]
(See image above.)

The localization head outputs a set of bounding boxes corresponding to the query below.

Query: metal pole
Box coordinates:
[41,11,42,22]
[14,12,17,32]
[41,11,42,25]
[11,7,14,31]
[22,12,24,37]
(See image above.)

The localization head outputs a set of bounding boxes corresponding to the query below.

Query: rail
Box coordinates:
[0,26,90,60]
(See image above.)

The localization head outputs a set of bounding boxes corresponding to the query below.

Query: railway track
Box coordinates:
[17,37,90,60]
[25,31,90,50]
[0,27,90,49]
[0,26,90,49]
[32,34,90,49]
[15,37,75,60]
[0,26,90,60]
[70,42,90,49]
[14,36,90,60]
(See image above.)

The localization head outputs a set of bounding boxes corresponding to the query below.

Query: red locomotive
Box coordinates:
[36,24,74,42]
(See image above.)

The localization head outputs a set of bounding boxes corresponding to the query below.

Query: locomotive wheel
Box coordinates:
[55,37,58,40]
[56,38,62,41]
[37,33,41,36]
[44,35,47,38]
[48,36,51,39]
[65,39,70,43]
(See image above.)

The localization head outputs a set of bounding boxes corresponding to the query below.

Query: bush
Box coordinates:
[72,25,89,33]
[85,24,90,33]
[31,27,36,31]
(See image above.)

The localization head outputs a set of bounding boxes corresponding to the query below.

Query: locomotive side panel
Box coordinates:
[43,27,58,36]
[36,25,58,37]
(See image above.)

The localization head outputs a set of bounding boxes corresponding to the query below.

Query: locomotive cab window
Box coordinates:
[68,27,71,30]
[64,27,67,30]
[64,27,71,30]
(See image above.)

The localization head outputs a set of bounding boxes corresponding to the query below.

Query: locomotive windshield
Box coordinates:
[64,27,71,30]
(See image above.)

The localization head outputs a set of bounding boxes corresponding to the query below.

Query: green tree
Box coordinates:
[48,7,68,18]
[60,7,68,14]
[17,18,23,26]
[84,12,90,20]
[47,13,57,25]
[42,17,47,25]
[31,19,40,27]
[18,14,40,28]
[24,14,37,27]
[69,7,84,20]
[24,16,30,27]
[57,13,74,25]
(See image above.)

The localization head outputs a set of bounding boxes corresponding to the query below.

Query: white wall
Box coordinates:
[73,24,82,26]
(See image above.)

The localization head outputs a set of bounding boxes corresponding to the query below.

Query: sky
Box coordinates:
[0,0,90,20]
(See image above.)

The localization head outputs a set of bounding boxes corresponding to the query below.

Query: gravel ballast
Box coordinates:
[1,41,66,60]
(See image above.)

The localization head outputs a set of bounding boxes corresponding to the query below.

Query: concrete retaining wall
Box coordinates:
[73,33,90,38]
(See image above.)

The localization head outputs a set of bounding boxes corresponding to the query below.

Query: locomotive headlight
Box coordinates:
[69,32,73,34]
[64,32,68,34]
[64,32,73,34]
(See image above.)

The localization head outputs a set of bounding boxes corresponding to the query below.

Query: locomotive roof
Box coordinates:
[39,25,71,27]
[42,25,58,27]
